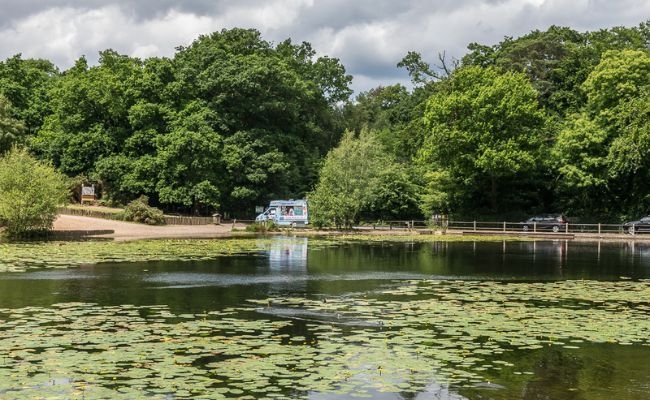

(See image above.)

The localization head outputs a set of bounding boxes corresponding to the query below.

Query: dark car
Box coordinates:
[521,215,568,233]
[623,216,650,234]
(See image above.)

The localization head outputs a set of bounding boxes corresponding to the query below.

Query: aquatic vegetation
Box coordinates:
[0,279,647,398]
[0,235,528,273]
[0,239,276,273]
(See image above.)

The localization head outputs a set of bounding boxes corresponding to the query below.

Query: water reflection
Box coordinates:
[0,238,649,399]
[269,237,308,270]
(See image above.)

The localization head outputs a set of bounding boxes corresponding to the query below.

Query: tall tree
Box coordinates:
[419,66,546,214]
[172,28,351,214]
[554,49,650,218]
[0,95,25,153]
[0,55,58,136]
[309,129,416,227]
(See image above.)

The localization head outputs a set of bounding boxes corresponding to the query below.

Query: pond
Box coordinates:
[0,237,649,399]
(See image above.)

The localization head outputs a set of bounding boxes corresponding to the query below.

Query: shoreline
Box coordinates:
[48,214,650,243]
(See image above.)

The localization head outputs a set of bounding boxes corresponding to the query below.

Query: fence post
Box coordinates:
[473,221,477,231]
[533,222,537,233]
[565,223,568,234]
[598,223,601,235]
[503,221,506,232]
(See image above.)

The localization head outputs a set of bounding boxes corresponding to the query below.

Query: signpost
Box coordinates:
[81,185,96,204]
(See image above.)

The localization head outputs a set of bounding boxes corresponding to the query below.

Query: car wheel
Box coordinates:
[522,225,529,232]
[628,226,635,235]
[290,222,296,228]
[552,225,560,233]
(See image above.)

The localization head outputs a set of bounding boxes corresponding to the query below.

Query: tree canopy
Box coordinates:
[1,22,650,223]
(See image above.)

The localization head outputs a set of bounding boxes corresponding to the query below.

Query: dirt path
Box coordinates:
[53,214,239,241]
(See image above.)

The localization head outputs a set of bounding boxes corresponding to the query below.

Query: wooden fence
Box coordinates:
[58,207,119,219]
[59,207,217,226]
[163,216,214,225]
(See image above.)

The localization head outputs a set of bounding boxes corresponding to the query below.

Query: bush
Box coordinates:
[117,196,165,225]
[245,221,278,233]
[0,147,68,238]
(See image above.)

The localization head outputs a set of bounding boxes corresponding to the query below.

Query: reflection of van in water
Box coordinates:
[255,200,308,227]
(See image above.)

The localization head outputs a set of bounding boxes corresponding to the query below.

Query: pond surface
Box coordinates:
[0,237,649,399]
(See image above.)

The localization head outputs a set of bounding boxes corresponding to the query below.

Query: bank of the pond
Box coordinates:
[41,214,650,243]
[52,214,239,241]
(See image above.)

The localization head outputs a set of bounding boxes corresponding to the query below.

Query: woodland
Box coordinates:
[1,22,649,224]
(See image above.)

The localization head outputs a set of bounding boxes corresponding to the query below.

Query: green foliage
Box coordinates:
[26,29,351,217]
[582,49,650,123]
[0,95,25,153]
[245,221,279,233]
[551,115,609,214]
[0,147,67,237]
[309,129,418,227]
[117,195,165,225]
[2,22,650,222]
[0,55,57,136]
[420,66,546,214]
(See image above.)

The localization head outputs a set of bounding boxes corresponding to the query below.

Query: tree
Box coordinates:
[551,115,609,216]
[419,66,546,214]
[549,49,650,219]
[0,95,25,153]
[309,129,415,227]
[461,23,650,116]
[0,55,58,136]
[172,28,352,214]
[0,147,67,237]
[582,49,650,123]
[30,52,144,176]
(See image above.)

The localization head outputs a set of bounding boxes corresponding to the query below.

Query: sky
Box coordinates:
[0,0,648,95]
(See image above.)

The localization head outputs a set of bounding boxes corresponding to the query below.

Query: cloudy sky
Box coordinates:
[1,0,648,94]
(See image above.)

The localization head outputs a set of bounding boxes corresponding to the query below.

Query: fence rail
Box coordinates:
[57,208,637,234]
[58,207,120,219]
[373,220,632,235]
[163,216,214,225]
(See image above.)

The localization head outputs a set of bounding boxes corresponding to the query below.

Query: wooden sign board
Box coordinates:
[81,185,96,204]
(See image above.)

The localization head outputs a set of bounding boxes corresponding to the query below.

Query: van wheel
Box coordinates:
[628,226,635,234]
[290,222,296,228]
[522,225,529,232]
[552,225,560,233]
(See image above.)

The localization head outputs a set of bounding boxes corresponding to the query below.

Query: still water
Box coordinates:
[0,238,649,399]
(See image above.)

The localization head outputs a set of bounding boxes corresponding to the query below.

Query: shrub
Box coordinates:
[0,147,68,238]
[245,221,278,233]
[117,196,165,225]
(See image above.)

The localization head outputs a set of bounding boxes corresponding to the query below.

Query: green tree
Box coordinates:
[173,28,352,214]
[0,55,58,136]
[582,49,650,123]
[0,95,25,153]
[0,147,67,237]
[551,115,609,215]
[462,23,650,116]
[420,66,546,214]
[309,129,415,227]
[550,49,650,218]
[31,52,144,176]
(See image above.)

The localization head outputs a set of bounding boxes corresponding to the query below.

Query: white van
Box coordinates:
[255,199,308,227]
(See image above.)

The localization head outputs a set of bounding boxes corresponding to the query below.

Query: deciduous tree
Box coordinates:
[420,66,546,214]
[0,147,67,237]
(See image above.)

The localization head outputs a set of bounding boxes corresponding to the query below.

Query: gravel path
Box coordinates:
[53,214,237,241]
